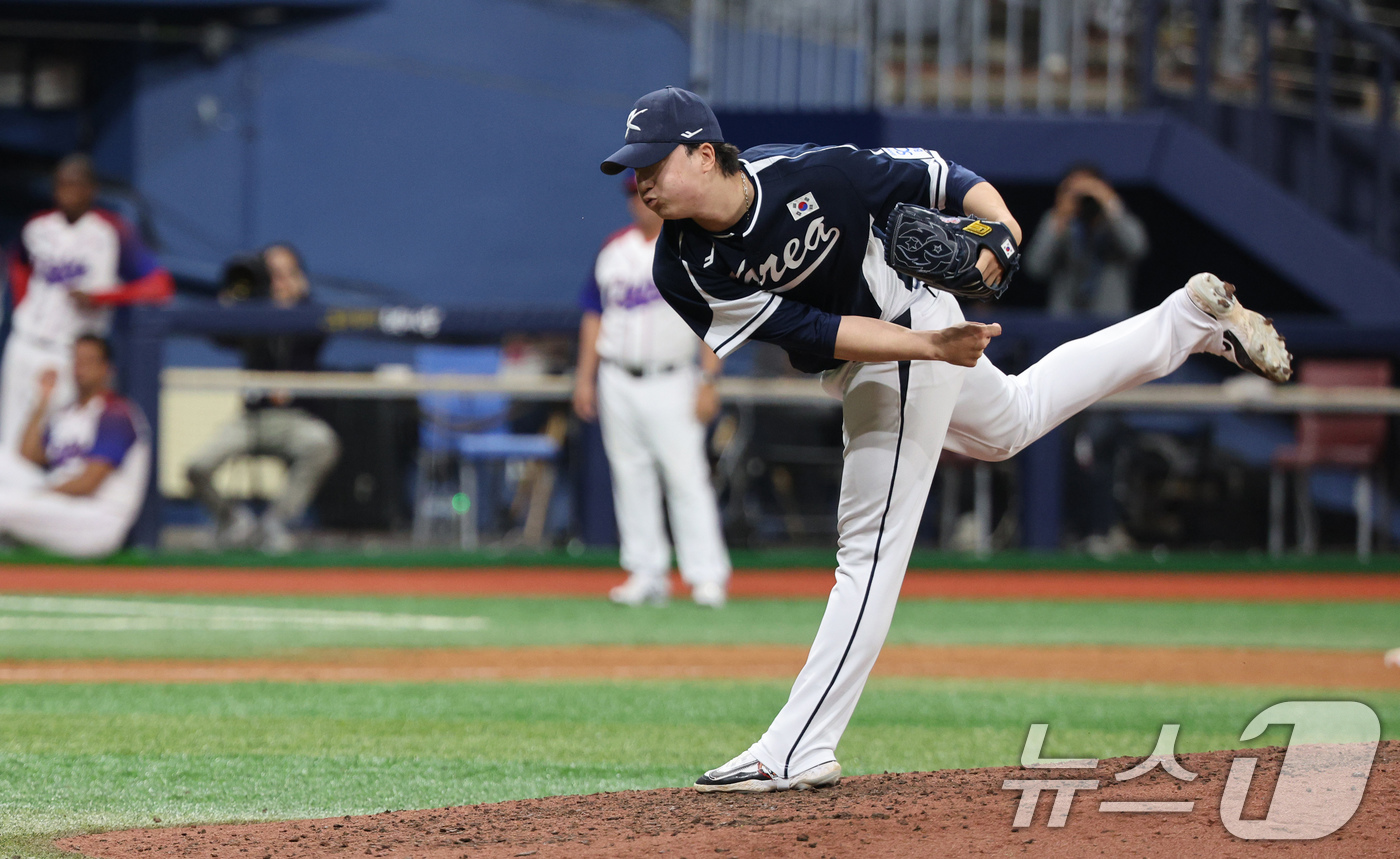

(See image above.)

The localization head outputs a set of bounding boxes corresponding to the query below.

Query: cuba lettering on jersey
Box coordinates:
[43,392,151,514]
[652,144,984,373]
[12,209,160,343]
[580,225,699,369]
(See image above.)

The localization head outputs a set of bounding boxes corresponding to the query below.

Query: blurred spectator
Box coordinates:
[573,175,731,608]
[1024,166,1148,556]
[0,335,149,558]
[1023,165,1148,318]
[186,244,340,553]
[1,153,174,451]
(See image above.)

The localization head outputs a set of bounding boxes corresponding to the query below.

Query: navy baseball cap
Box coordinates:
[600,87,724,175]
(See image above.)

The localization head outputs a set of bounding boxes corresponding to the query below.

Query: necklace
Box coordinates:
[742,174,751,213]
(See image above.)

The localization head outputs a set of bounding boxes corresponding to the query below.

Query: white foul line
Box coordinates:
[0,595,488,632]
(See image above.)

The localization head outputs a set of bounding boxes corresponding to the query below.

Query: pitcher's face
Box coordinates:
[634,145,712,221]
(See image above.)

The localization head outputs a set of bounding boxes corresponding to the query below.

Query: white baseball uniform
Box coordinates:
[582,224,730,591]
[2,208,170,449]
[653,144,1230,778]
[0,391,150,557]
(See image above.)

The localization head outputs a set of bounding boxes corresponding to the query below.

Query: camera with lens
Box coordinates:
[219,253,270,303]
[1076,193,1102,223]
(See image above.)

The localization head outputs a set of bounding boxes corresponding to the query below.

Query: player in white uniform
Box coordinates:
[600,87,1292,792]
[0,335,150,558]
[574,174,732,608]
[2,154,174,450]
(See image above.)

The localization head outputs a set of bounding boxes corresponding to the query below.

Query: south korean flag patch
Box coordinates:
[787,192,820,221]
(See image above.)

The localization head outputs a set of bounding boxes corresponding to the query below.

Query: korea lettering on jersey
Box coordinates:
[580,226,699,369]
[652,145,984,373]
[42,393,151,514]
[12,210,159,344]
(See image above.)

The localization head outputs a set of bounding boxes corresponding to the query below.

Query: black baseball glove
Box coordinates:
[884,203,1020,300]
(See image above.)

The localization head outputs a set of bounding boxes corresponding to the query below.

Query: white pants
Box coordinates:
[753,286,1222,777]
[0,336,74,453]
[0,452,131,558]
[597,361,730,588]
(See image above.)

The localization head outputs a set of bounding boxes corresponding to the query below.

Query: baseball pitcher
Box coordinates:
[600,87,1291,792]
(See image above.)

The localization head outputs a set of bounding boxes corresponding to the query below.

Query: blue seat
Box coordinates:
[413,345,561,548]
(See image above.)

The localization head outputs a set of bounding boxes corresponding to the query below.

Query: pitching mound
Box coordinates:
[61,741,1398,858]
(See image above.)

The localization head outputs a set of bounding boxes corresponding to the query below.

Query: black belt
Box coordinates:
[606,359,680,378]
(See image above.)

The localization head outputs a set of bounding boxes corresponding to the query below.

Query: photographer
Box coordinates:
[185,245,340,552]
[1023,165,1148,318]
[1023,167,1149,556]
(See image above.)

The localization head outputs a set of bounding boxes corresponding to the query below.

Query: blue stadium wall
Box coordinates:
[124,0,687,307]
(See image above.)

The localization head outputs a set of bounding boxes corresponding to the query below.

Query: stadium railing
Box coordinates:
[131,304,1400,552]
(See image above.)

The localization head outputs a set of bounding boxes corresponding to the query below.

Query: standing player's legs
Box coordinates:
[597,363,673,605]
[944,285,1225,461]
[0,339,30,450]
[642,367,730,605]
[698,289,967,790]
[0,338,72,452]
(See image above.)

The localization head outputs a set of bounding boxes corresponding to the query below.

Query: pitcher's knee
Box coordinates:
[943,436,1017,463]
[976,448,1016,463]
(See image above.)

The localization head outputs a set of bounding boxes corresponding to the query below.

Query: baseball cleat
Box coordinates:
[215,505,259,550]
[1186,272,1292,383]
[1385,648,1400,668]
[691,582,727,609]
[694,751,841,793]
[260,514,295,555]
[609,574,670,607]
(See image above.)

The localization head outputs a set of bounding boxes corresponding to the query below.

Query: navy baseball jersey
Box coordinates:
[652,144,984,373]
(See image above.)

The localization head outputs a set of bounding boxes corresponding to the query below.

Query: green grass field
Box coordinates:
[11,544,1400,571]
[3,589,1398,858]
[0,594,1397,658]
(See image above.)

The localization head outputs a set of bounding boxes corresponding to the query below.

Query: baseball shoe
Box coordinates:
[609,574,670,607]
[260,514,296,555]
[1385,648,1400,668]
[691,582,727,609]
[1186,273,1292,383]
[695,750,841,793]
[215,505,259,550]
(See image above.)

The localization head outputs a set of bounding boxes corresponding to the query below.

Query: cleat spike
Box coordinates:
[1186,274,1291,383]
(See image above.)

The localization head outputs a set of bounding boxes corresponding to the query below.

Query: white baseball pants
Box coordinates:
[0,336,74,452]
[0,452,132,558]
[753,286,1223,777]
[596,362,730,590]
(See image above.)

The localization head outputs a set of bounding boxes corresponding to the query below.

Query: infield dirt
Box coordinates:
[60,741,1399,858]
[5,642,1400,689]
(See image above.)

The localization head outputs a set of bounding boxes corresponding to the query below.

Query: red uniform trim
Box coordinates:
[88,269,174,307]
[6,250,30,306]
